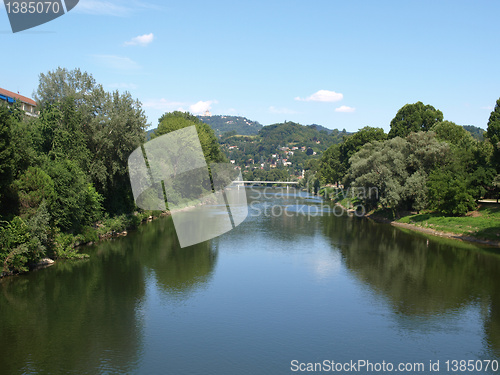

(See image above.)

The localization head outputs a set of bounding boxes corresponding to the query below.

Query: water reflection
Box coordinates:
[0,215,218,374]
[0,252,145,375]
[321,213,500,354]
[2,189,500,374]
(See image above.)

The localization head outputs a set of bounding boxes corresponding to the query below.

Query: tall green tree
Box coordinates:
[433,120,495,199]
[487,98,500,172]
[346,132,451,210]
[34,68,148,213]
[0,105,14,205]
[34,67,97,109]
[388,101,443,138]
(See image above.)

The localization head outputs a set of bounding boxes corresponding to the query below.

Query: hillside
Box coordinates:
[220,121,348,180]
[462,125,485,141]
[197,115,263,136]
[307,123,336,134]
[146,116,349,181]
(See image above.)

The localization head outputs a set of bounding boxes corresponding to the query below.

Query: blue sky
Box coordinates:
[1,0,499,132]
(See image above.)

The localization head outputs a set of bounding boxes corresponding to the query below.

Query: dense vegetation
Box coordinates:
[0,68,223,276]
[318,100,500,219]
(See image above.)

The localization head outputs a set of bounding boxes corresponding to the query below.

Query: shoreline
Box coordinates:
[334,202,500,248]
[367,213,500,247]
[1,203,206,278]
[1,209,173,279]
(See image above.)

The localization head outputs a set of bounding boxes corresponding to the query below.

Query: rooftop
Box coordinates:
[0,87,37,107]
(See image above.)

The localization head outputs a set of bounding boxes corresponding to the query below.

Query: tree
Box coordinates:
[346,132,451,211]
[432,121,475,149]
[320,144,342,185]
[320,126,387,185]
[13,167,56,219]
[34,67,97,109]
[0,105,14,204]
[84,90,147,212]
[388,102,443,138]
[427,168,476,215]
[486,98,500,172]
[34,68,148,213]
[153,111,225,164]
[44,158,102,232]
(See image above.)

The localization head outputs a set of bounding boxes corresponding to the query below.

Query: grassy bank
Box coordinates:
[395,204,500,242]
[319,186,500,245]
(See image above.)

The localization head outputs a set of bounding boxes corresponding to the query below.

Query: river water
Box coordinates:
[1,188,500,374]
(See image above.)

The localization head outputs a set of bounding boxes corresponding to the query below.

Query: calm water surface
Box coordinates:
[1,189,500,374]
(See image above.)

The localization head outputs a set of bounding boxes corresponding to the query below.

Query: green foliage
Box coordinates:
[34,67,97,108]
[53,230,87,259]
[213,121,346,178]
[462,125,485,141]
[346,132,451,210]
[34,67,147,214]
[153,111,225,164]
[0,202,50,274]
[320,126,387,184]
[257,121,342,148]
[13,167,56,218]
[433,121,495,199]
[432,121,475,148]
[0,104,14,202]
[487,98,500,172]
[388,101,443,138]
[44,158,103,232]
[243,168,290,182]
[397,204,500,242]
[427,168,476,215]
[487,98,500,145]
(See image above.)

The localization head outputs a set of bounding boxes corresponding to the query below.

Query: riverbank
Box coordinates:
[334,199,500,248]
[0,209,170,279]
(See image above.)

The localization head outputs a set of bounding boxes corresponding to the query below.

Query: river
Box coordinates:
[1,188,500,374]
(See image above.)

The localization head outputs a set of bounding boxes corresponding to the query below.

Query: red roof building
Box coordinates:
[0,87,38,116]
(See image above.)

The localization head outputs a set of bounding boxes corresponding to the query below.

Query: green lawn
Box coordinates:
[396,204,500,241]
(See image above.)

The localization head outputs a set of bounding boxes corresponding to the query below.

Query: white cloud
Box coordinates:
[107,83,138,90]
[481,106,494,110]
[142,98,186,111]
[269,106,298,115]
[335,105,355,113]
[75,0,131,16]
[124,33,154,47]
[142,98,218,114]
[92,54,140,70]
[189,100,217,115]
[295,90,343,102]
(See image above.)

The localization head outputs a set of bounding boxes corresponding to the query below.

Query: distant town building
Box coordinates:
[202,109,212,117]
[0,87,38,116]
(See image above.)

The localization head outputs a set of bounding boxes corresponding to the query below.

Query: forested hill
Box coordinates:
[219,121,350,179]
[257,121,348,146]
[463,125,485,141]
[307,123,336,134]
[197,115,263,136]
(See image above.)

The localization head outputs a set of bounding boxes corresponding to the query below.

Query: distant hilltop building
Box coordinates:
[201,109,212,117]
[0,87,38,117]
